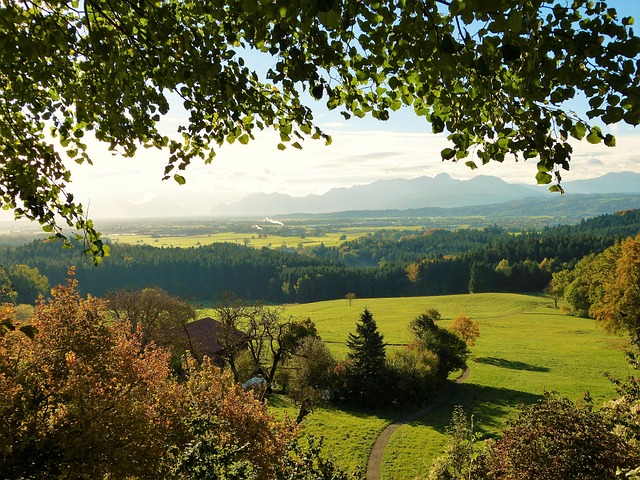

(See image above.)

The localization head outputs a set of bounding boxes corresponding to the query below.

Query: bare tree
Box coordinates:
[345,292,356,306]
[213,294,317,399]
[106,287,197,358]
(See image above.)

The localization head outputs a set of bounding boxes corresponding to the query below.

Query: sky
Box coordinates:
[45,2,640,218]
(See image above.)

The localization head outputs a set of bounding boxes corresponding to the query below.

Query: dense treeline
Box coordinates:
[308,210,640,267]
[0,210,638,303]
[0,240,410,302]
[308,209,640,295]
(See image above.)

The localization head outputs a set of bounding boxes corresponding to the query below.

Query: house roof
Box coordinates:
[185,317,246,358]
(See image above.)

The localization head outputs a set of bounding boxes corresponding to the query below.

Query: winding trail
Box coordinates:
[365,367,471,480]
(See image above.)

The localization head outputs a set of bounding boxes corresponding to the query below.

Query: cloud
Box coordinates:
[343,151,403,162]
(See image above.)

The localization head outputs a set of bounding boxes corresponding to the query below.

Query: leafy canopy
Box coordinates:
[2,0,639,258]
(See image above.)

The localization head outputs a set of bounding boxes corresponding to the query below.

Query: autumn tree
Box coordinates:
[0,277,310,480]
[345,292,356,306]
[448,315,480,347]
[406,262,421,284]
[592,235,640,342]
[564,246,621,318]
[176,357,298,479]
[2,1,638,254]
[0,278,185,479]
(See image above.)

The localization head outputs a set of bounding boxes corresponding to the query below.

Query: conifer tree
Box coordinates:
[344,308,387,405]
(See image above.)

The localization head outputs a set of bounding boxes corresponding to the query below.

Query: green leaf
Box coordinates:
[440,34,458,54]
[311,85,324,100]
[431,116,445,134]
[441,148,456,160]
[589,96,604,109]
[449,0,466,15]
[507,10,523,33]
[242,0,259,14]
[570,122,587,140]
[317,10,341,30]
[238,134,250,145]
[174,174,186,185]
[317,0,335,12]
[501,43,521,62]
[604,134,616,147]
[586,129,602,144]
[535,171,552,184]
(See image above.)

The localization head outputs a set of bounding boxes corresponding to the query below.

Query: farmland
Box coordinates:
[106,225,425,249]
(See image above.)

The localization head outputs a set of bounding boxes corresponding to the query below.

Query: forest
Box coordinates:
[0,209,638,304]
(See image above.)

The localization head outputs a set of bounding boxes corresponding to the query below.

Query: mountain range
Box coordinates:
[210,171,640,217]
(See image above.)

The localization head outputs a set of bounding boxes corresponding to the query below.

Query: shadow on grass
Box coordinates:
[268,393,402,423]
[406,382,543,438]
[319,402,404,423]
[474,356,550,372]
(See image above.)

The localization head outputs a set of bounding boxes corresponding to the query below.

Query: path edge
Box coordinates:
[365,367,471,480]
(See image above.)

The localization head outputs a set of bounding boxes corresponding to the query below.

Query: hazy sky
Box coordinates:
[56,2,640,218]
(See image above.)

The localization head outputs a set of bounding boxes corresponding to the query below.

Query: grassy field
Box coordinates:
[265,293,631,478]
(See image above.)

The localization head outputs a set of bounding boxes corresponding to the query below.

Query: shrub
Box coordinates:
[387,344,439,407]
[411,310,469,379]
[485,393,638,480]
[428,406,488,480]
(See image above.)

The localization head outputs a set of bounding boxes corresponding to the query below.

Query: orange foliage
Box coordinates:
[182,357,297,478]
[592,235,640,340]
[406,262,421,283]
[0,277,297,479]
[448,315,480,346]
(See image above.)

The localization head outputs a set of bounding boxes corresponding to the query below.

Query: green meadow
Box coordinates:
[268,293,631,478]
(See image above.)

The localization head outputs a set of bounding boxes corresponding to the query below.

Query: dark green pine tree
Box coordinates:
[345,308,387,406]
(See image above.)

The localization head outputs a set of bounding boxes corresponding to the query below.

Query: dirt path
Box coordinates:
[365,367,471,480]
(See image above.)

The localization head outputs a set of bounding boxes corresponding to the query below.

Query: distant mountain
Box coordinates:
[563,171,640,194]
[275,193,640,223]
[211,173,544,216]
